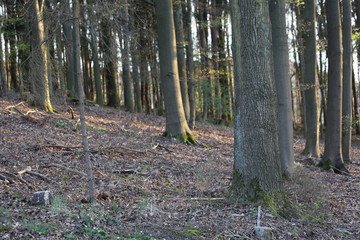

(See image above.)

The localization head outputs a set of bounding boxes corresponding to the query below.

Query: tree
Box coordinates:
[341,0,352,163]
[73,0,95,203]
[174,1,190,120]
[154,0,195,143]
[269,0,295,177]
[121,0,134,112]
[184,0,196,129]
[30,0,53,112]
[230,0,283,201]
[301,0,320,157]
[318,0,349,174]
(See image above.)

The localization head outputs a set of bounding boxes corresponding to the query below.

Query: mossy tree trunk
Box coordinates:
[154,0,195,143]
[230,0,283,201]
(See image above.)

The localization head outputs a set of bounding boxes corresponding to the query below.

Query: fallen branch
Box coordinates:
[41,144,148,155]
[168,197,225,201]
[41,163,86,177]
[0,171,33,188]
[26,171,52,182]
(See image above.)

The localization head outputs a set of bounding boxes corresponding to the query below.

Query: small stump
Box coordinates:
[31,191,52,205]
[255,226,273,240]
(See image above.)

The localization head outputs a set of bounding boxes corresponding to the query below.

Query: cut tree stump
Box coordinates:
[31,191,52,205]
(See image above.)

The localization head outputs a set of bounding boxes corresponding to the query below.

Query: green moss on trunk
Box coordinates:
[163,131,197,144]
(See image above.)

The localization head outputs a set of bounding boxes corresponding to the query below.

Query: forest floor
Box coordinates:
[0,95,359,240]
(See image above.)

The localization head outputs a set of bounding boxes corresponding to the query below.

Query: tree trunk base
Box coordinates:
[163,131,198,144]
[318,158,350,175]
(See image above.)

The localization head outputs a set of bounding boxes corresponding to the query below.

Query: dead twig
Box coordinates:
[0,171,33,188]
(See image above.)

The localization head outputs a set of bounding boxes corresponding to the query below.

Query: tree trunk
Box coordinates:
[269,0,295,178]
[185,0,196,129]
[301,0,320,157]
[318,0,349,174]
[0,31,6,96]
[73,0,95,203]
[121,0,134,112]
[341,0,352,163]
[174,2,190,120]
[154,0,195,143]
[130,37,142,113]
[62,0,76,99]
[30,0,53,112]
[230,0,283,201]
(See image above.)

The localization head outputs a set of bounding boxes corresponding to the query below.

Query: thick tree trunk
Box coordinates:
[174,2,190,120]
[301,0,320,157]
[341,0,352,163]
[154,0,195,143]
[230,0,283,201]
[269,0,295,178]
[318,0,349,174]
[31,0,53,112]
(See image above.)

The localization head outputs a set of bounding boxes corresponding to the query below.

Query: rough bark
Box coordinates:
[269,0,295,177]
[318,0,349,174]
[230,0,283,201]
[154,0,195,143]
[341,0,352,163]
[301,0,320,157]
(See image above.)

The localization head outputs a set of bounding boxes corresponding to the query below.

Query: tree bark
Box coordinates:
[185,0,196,129]
[301,0,320,157]
[154,0,195,143]
[269,0,295,178]
[341,0,352,163]
[230,0,283,201]
[121,0,134,112]
[30,0,53,112]
[318,0,349,174]
[174,2,190,120]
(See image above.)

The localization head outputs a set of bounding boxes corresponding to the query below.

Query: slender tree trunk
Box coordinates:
[301,0,320,157]
[31,0,53,112]
[352,69,360,134]
[230,0,283,201]
[62,0,76,98]
[269,0,295,178]
[131,39,142,113]
[318,0,349,174]
[174,2,190,120]
[185,0,196,129]
[0,31,6,96]
[342,0,352,163]
[154,0,195,143]
[73,0,95,203]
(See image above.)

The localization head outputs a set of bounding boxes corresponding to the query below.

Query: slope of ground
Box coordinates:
[0,96,359,239]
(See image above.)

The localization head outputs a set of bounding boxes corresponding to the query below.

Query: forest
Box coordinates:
[0,0,359,239]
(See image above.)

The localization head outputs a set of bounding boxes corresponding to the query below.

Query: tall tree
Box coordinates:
[318,0,349,174]
[154,0,195,143]
[301,0,320,157]
[341,0,352,163]
[230,0,283,201]
[185,0,196,129]
[73,0,95,203]
[30,0,53,112]
[269,0,294,177]
[174,1,190,120]
[121,0,134,112]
